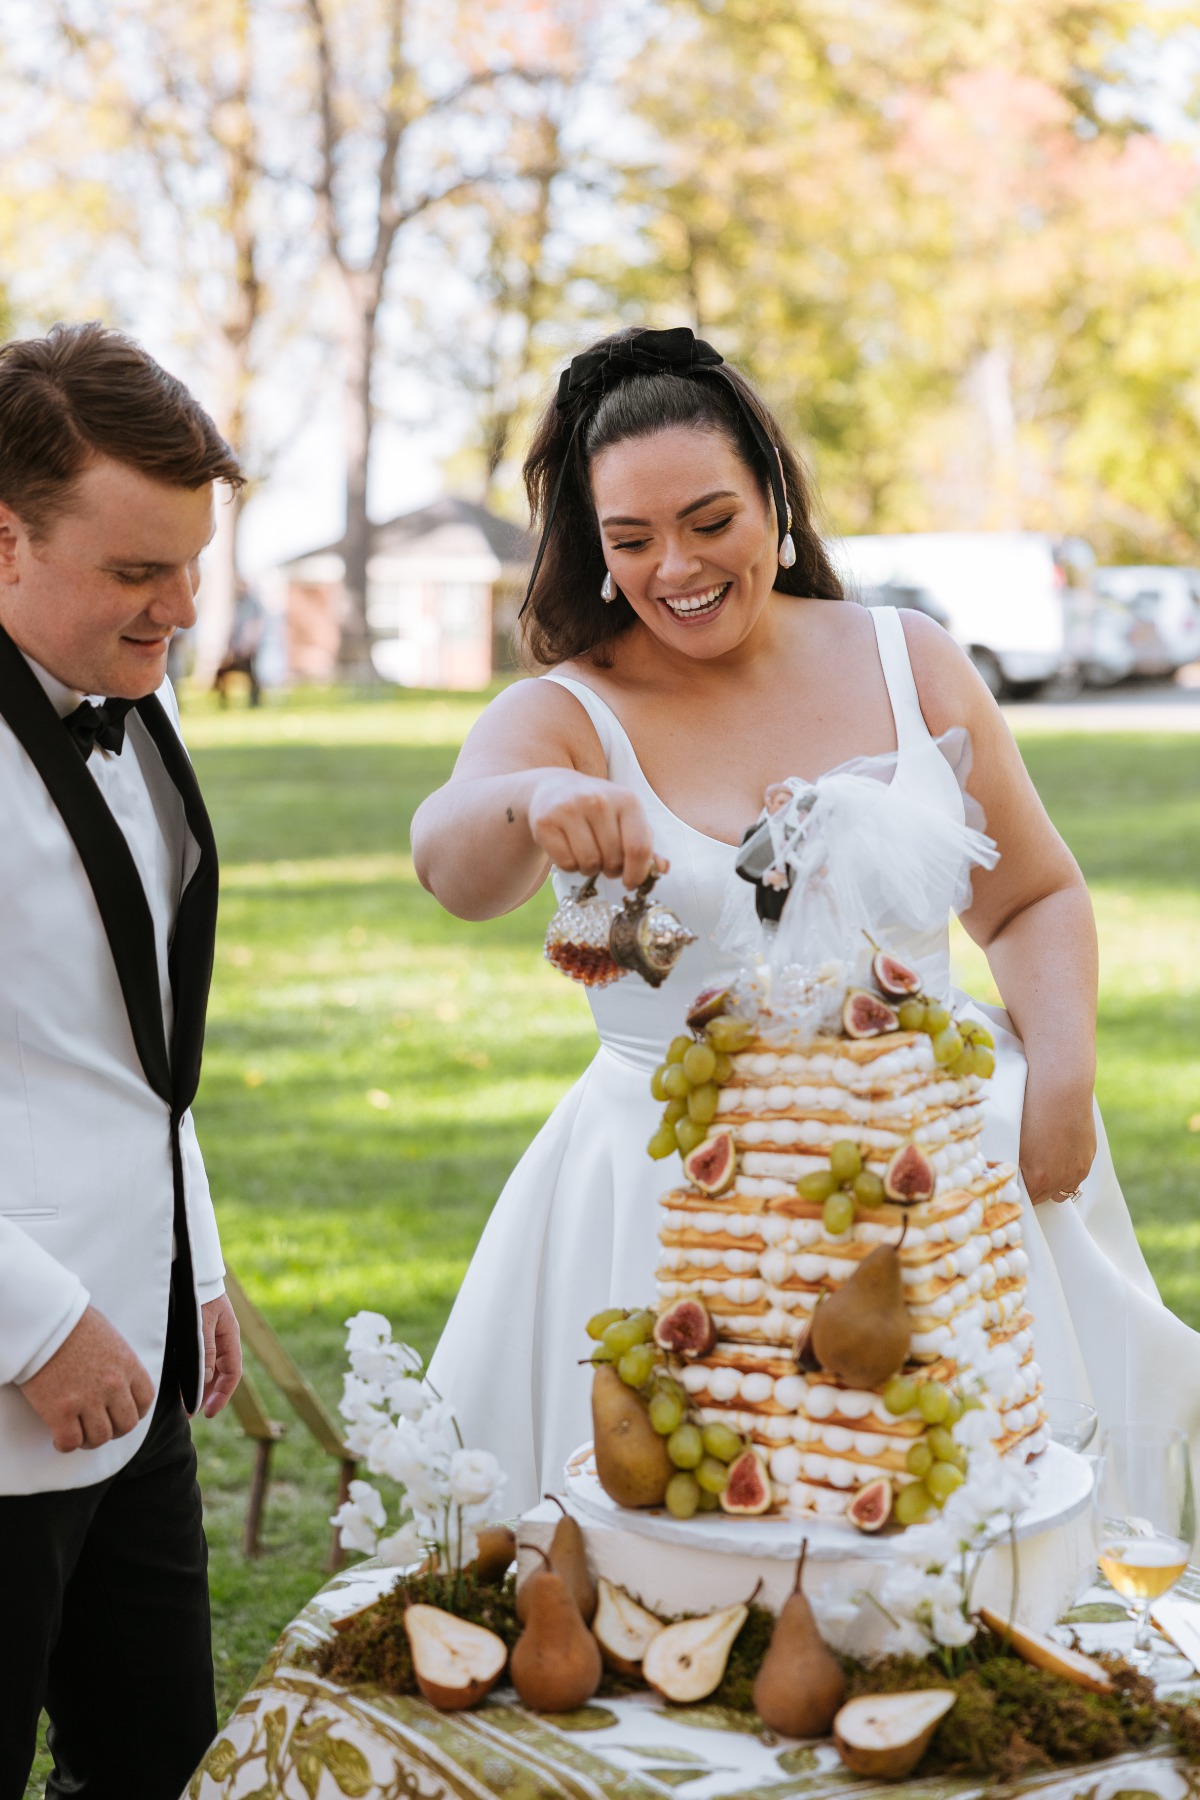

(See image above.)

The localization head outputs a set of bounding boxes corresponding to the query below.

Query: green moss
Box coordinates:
[314,1572,520,1691]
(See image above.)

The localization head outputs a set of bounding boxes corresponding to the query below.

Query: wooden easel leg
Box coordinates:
[244,1437,274,1559]
[328,1457,358,1572]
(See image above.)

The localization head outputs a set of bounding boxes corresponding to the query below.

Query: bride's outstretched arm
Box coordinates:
[902,613,1099,1205]
[411,677,657,920]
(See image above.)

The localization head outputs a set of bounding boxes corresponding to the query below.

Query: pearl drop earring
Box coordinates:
[778,503,796,569]
[601,571,616,602]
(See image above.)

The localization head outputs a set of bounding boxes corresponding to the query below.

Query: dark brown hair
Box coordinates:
[521,328,843,667]
[0,321,244,536]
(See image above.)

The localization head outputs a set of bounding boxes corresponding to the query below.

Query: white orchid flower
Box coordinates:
[344,1311,392,1352]
[331,1479,387,1555]
[375,1521,427,1568]
[448,1448,505,1509]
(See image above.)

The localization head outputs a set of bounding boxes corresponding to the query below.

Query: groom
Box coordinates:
[0,323,243,1798]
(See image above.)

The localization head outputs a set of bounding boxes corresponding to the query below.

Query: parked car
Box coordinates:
[1093,566,1200,676]
[831,532,1095,696]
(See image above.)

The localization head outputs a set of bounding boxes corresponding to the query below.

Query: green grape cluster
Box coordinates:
[646,1014,756,1160]
[585,1306,664,1389]
[795,1140,884,1235]
[893,1384,971,1522]
[663,1418,750,1518]
[895,997,996,1079]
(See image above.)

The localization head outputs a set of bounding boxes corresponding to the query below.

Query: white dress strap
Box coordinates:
[540,673,642,788]
[869,606,928,752]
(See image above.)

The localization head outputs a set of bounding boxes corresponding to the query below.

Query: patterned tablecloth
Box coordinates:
[187,1564,1200,1800]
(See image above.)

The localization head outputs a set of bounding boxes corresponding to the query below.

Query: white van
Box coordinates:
[830,532,1095,695]
[1094,566,1200,675]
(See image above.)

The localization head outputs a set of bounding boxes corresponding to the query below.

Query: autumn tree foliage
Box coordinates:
[614,0,1200,559]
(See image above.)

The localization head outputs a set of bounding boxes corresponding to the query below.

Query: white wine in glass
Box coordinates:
[1099,1423,1195,1674]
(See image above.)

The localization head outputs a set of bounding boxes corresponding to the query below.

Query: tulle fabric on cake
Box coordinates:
[716,731,998,1020]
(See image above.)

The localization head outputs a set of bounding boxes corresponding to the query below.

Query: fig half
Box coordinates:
[884,1143,936,1204]
[872,952,922,1000]
[654,1297,717,1358]
[682,1128,736,1196]
[847,1478,893,1533]
[843,990,899,1038]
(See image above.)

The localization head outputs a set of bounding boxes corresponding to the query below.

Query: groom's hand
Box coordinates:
[201,1292,242,1418]
[19,1305,155,1452]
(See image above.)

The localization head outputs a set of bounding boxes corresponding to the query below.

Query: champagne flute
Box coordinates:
[1098,1424,1195,1675]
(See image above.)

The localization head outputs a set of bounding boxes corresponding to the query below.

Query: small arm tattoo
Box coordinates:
[505,807,515,823]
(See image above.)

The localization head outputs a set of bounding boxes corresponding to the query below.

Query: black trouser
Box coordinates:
[0,1315,216,1800]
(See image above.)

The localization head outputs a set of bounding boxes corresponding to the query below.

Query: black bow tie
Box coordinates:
[63,697,135,761]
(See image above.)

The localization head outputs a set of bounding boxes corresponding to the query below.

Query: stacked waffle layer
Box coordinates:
[655,1025,1047,1519]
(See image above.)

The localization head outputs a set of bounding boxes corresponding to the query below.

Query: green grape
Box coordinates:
[665,1035,693,1065]
[586,1307,627,1341]
[648,1390,685,1436]
[829,1141,863,1184]
[647,1124,679,1161]
[905,1439,933,1478]
[972,1046,996,1079]
[675,1117,708,1156]
[701,1421,743,1462]
[687,1082,719,1125]
[917,1381,950,1424]
[695,1455,731,1495]
[712,1052,734,1084]
[667,1423,704,1469]
[923,1003,952,1036]
[665,1471,701,1518]
[882,1376,917,1416]
[650,1064,670,1101]
[590,1344,614,1365]
[927,1425,957,1463]
[932,1025,965,1067]
[626,1309,657,1344]
[797,1169,838,1203]
[697,1487,720,1512]
[823,1191,855,1235]
[682,1042,717,1085]
[618,1344,658,1389]
[971,1023,995,1050]
[926,1461,964,1503]
[942,1394,965,1426]
[894,1480,934,1525]
[706,1016,755,1052]
[854,1169,886,1207]
[897,999,927,1032]
[603,1316,648,1360]
[947,1051,972,1079]
[662,1065,691,1101]
[662,1098,688,1125]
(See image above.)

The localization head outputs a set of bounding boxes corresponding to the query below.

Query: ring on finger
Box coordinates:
[1057,1187,1082,1203]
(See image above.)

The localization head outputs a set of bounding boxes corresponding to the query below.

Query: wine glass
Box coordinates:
[1098,1424,1195,1675]
[1044,1396,1098,1452]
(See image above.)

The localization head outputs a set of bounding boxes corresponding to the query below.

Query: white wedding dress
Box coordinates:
[429,607,1200,1515]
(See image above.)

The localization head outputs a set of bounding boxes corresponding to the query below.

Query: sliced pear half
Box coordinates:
[403,1602,508,1711]
[834,1690,956,1779]
[642,1602,747,1703]
[592,1578,665,1675]
[978,1607,1114,1694]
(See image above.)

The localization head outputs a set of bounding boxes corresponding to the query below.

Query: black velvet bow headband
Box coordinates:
[519,327,790,619]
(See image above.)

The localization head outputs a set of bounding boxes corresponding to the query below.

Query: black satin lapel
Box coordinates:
[134,694,218,1114]
[0,626,173,1103]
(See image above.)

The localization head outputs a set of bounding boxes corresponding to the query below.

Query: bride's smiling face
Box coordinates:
[590,425,779,657]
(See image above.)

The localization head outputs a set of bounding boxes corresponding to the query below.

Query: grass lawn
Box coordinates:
[24,688,1200,1793]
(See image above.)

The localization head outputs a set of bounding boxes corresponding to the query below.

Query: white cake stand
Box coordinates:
[515,1442,1098,1649]
[562,1439,1094,1564]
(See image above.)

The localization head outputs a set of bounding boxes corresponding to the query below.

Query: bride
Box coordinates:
[412,325,1200,1514]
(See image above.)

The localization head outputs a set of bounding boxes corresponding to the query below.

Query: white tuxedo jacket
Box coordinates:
[0,631,224,1494]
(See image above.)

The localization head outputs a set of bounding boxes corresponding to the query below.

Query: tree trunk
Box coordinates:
[337,285,377,678]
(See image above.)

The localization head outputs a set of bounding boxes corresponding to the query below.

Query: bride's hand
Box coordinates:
[527,770,660,889]
[1020,1074,1097,1204]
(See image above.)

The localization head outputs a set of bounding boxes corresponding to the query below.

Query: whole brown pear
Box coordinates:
[509,1560,603,1713]
[810,1226,911,1390]
[591,1366,672,1508]
[516,1497,597,1624]
[753,1544,846,1738]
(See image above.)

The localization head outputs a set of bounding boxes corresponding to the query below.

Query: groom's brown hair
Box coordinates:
[0,321,243,537]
